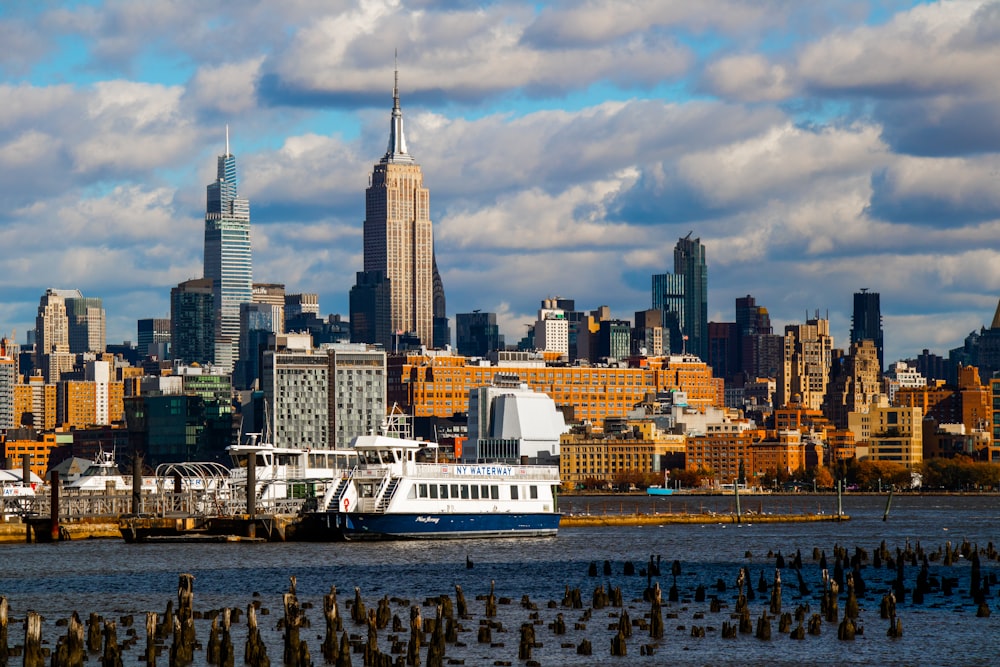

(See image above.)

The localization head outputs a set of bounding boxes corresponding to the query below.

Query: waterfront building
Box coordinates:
[261,334,328,449]
[203,130,252,373]
[465,376,566,463]
[849,397,923,470]
[137,318,171,359]
[1,429,68,478]
[356,65,437,348]
[895,365,989,450]
[685,428,805,485]
[851,288,884,373]
[559,419,686,489]
[777,316,833,411]
[388,350,722,425]
[170,278,215,365]
[328,343,387,448]
[456,311,503,358]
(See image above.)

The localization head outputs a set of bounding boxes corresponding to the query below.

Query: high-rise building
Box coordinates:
[170,278,215,365]
[137,318,171,359]
[778,316,834,411]
[823,339,882,428]
[350,271,391,346]
[456,311,503,357]
[533,299,569,357]
[632,309,664,356]
[65,294,105,355]
[597,319,632,361]
[674,234,708,361]
[34,288,76,383]
[851,288,884,372]
[328,343,387,448]
[357,65,437,347]
[0,337,15,429]
[651,273,684,354]
[285,293,319,320]
[203,129,252,373]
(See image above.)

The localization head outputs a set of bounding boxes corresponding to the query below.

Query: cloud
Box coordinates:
[701,54,794,102]
[868,154,1000,223]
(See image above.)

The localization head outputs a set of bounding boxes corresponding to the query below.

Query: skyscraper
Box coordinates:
[170,278,215,365]
[358,64,437,347]
[203,128,252,372]
[34,288,76,382]
[651,273,684,353]
[850,288,883,372]
[674,234,708,361]
[65,293,105,355]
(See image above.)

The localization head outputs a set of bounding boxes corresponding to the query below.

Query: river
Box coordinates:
[1,493,998,665]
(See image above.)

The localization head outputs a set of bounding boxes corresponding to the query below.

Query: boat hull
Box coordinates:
[646,487,674,496]
[298,511,560,541]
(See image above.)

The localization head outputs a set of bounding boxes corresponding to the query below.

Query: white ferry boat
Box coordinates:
[62,449,160,493]
[299,434,562,540]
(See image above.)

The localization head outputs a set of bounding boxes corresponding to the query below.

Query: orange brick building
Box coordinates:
[388,352,722,423]
[685,428,805,484]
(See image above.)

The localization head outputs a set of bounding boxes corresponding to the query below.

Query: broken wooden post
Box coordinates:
[322,586,341,663]
[648,582,663,639]
[101,620,123,667]
[406,605,422,666]
[243,603,269,667]
[23,611,44,667]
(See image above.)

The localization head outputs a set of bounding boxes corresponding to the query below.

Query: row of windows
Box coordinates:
[411,483,540,501]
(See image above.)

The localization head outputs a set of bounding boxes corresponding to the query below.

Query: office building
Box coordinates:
[285,293,319,320]
[456,311,503,357]
[533,299,569,357]
[674,234,708,360]
[357,65,437,347]
[632,309,664,357]
[170,278,215,365]
[65,294,105,355]
[137,318,171,359]
[261,334,330,449]
[851,289,884,372]
[0,337,15,429]
[651,272,684,354]
[823,340,882,429]
[203,129,252,372]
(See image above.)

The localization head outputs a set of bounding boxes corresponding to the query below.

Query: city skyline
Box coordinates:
[2,1,1000,364]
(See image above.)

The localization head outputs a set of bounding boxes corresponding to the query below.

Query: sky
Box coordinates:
[2,0,1000,365]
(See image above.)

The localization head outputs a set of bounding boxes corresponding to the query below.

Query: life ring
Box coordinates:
[343,497,350,512]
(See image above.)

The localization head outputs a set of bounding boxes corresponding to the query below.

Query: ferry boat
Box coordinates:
[298,434,562,540]
[62,449,159,493]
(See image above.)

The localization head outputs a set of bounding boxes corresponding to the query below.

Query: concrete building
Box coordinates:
[533,299,570,358]
[14,376,56,431]
[0,338,15,429]
[850,397,923,470]
[777,316,833,411]
[465,376,567,463]
[560,419,686,489]
[65,294,105,355]
[328,343,387,448]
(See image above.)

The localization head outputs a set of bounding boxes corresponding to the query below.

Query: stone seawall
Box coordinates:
[560,513,847,527]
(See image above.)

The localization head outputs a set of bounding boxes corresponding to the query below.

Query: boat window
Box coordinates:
[530,485,538,499]
[490,485,499,500]
[461,485,469,500]
[510,486,519,500]
[418,483,428,498]
[407,485,416,499]
[481,485,490,498]
[231,454,247,468]
[440,484,449,499]
[471,485,479,500]
[429,484,438,499]
[255,455,268,467]
[450,484,459,499]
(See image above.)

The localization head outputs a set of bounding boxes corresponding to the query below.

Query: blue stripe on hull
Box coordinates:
[302,512,560,541]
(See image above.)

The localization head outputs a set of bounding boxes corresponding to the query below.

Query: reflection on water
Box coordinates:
[1,494,998,665]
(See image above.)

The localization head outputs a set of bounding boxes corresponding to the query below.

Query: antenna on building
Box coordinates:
[225,124,230,157]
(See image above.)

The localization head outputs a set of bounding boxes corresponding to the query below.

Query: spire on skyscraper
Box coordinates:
[383,52,414,164]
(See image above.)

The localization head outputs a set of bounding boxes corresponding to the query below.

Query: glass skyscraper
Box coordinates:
[851,288,884,372]
[651,234,708,359]
[203,129,252,372]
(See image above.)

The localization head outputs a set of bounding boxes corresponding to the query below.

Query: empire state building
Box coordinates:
[353,67,440,348]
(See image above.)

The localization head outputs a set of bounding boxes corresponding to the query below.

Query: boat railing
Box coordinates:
[410,462,561,481]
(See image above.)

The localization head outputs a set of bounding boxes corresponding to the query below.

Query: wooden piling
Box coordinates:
[102,620,123,667]
[0,596,8,666]
[243,603,269,667]
[406,605,421,666]
[145,611,158,667]
[322,586,342,662]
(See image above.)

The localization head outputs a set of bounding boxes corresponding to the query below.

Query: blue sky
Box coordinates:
[2,0,999,365]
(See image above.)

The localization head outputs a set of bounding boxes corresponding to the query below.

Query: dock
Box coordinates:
[560,512,848,527]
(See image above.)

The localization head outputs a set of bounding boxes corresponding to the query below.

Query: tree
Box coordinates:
[813,465,834,489]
